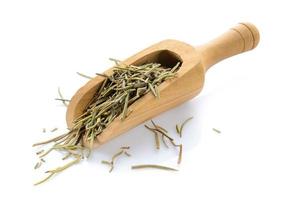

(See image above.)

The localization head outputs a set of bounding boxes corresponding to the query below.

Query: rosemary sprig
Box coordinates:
[32,131,72,147]
[55,98,71,102]
[176,116,193,137]
[34,173,54,186]
[57,87,68,106]
[120,146,130,150]
[77,72,93,79]
[62,153,72,160]
[154,132,160,149]
[169,140,183,164]
[101,160,112,165]
[212,128,221,134]
[34,162,42,170]
[145,121,183,164]
[178,144,182,164]
[161,135,169,148]
[50,128,58,132]
[151,120,168,133]
[124,151,131,157]
[131,164,178,171]
[36,149,44,155]
[101,147,131,173]
[34,155,81,186]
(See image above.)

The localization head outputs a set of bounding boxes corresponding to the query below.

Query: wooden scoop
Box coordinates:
[66,22,259,148]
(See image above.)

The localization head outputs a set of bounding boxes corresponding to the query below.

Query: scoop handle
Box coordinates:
[196,22,260,71]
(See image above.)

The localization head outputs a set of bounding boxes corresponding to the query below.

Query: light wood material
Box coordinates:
[66,22,260,148]
[197,22,259,70]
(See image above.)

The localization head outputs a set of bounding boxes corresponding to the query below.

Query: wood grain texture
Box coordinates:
[66,22,260,148]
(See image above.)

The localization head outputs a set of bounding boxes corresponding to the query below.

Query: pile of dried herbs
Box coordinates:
[73,59,180,147]
[33,59,180,184]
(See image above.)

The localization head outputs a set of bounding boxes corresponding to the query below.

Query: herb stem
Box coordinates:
[212,128,221,134]
[131,164,178,171]
[57,87,68,106]
[77,72,93,79]
[177,116,193,137]
[32,132,71,147]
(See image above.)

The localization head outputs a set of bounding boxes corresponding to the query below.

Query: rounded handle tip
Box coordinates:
[231,22,260,51]
[197,22,260,71]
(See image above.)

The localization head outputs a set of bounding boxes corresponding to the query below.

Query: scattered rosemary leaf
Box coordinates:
[55,98,70,102]
[120,146,130,150]
[112,150,124,162]
[101,147,131,173]
[77,72,93,79]
[176,124,180,134]
[57,87,68,106]
[154,132,160,150]
[177,116,193,137]
[145,121,182,164]
[155,128,174,142]
[36,149,44,155]
[50,128,58,132]
[46,155,81,174]
[34,173,54,186]
[131,164,178,171]
[151,120,168,133]
[109,58,127,67]
[144,124,161,149]
[169,140,183,164]
[39,147,54,158]
[34,155,82,186]
[145,122,174,148]
[41,158,46,163]
[42,128,46,133]
[212,128,221,134]
[32,131,71,147]
[180,117,193,135]
[109,166,114,173]
[161,135,169,148]
[34,162,42,170]
[124,151,131,157]
[62,153,72,160]
[178,144,183,164]
[101,160,112,165]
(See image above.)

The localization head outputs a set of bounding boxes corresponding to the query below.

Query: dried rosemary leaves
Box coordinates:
[145,120,183,164]
[33,59,180,185]
[34,155,82,186]
[57,87,68,106]
[131,164,178,171]
[176,117,193,137]
[212,128,221,134]
[72,60,180,147]
[101,146,131,172]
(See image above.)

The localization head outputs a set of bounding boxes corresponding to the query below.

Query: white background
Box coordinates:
[0,0,288,199]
